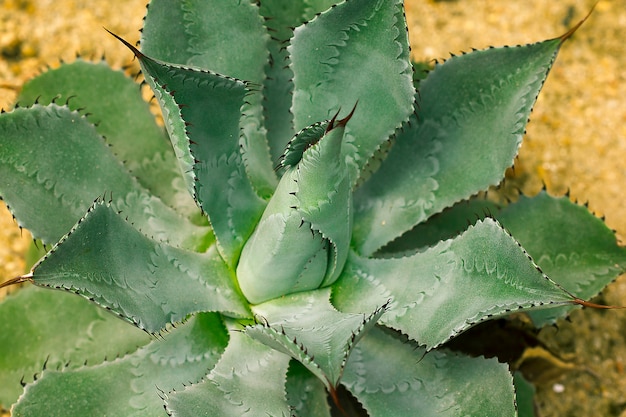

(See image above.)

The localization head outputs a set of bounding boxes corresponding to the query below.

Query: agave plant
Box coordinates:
[1,1,625,416]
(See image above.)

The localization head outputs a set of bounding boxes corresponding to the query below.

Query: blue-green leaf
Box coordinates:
[15,59,198,218]
[127,43,267,267]
[11,313,228,417]
[246,288,385,389]
[333,218,573,349]
[496,191,626,326]
[0,104,208,250]
[27,201,249,333]
[290,0,414,185]
[353,38,564,256]
[0,286,150,409]
[342,326,517,417]
[165,328,291,417]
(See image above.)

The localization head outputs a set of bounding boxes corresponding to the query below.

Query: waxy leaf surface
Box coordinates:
[166,328,291,417]
[29,201,248,333]
[342,327,517,417]
[11,313,228,417]
[333,218,572,349]
[290,0,414,184]
[134,50,267,267]
[16,60,197,217]
[353,38,563,255]
[496,192,626,325]
[0,104,209,250]
[247,288,385,389]
[0,286,150,408]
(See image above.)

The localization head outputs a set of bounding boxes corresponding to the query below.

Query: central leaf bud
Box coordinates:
[237,108,355,304]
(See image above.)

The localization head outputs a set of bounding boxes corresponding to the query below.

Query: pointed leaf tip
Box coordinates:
[0,274,33,289]
[558,3,596,44]
[104,28,143,58]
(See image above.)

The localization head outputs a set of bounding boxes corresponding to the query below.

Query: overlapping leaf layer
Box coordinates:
[0,1,624,416]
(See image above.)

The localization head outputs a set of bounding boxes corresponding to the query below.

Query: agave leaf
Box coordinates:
[165,328,291,417]
[0,104,209,250]
[259,0,337,162]
[496,191,626,326]
[333,218,573,349]
[341,326,516,417]
[286,361,332,417]
[11,313,228,417]
[246,288,385,390]
[25,201,249,333]
[0,286,150,408]
[289,0,414,185]
[15,59,198,218]
[142,0,267,82]
[120,43,268,267]
[353,37,564,256]
[237,116,353,303]
[141,0,277,198]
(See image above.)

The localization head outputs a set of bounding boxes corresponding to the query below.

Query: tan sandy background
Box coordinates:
[1,0,626,415]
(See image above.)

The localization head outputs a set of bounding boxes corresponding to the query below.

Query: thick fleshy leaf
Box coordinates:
[352,38,564,256]
[15,59,198,217]
[496,191,626,326]
[165,328,291,417]
[289,0,414,185]
[142,0,267,82]
[26,201,249,333]
[237,116,353,303]
[259,0,337,162]
[11,313,228,417]
[341,326,516,417]
[0,286,150,409]
[141,0,277,198]
[286,361,332,417]
[246,288,385,389]
[0,104,210,250]
[332,218,573,349]
[123,42,268,268]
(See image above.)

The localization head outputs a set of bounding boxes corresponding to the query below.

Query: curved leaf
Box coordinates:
[165,328,291,417]
[246,288,385,389]
[353,38,563,256]
[141,0,277,198]
[496,191,626,326]
[0,104,208,250]
[11,313,228,417]
[290,0,414,185]
[27,201,249,333]
[0,286,150,409]
[237,116,353,303]
[341,326,517,417]
[259,0,337,163]
[16,59,198,218]
[333,218,573,349]
[125,44,267,267]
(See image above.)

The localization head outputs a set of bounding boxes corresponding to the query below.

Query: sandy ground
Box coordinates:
[1,0,626,416]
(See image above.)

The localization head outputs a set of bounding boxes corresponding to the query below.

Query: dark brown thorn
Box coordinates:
[337,101,358,127]
[558,2,596,44]
[328,384,347,417]
[104,27,144,58]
